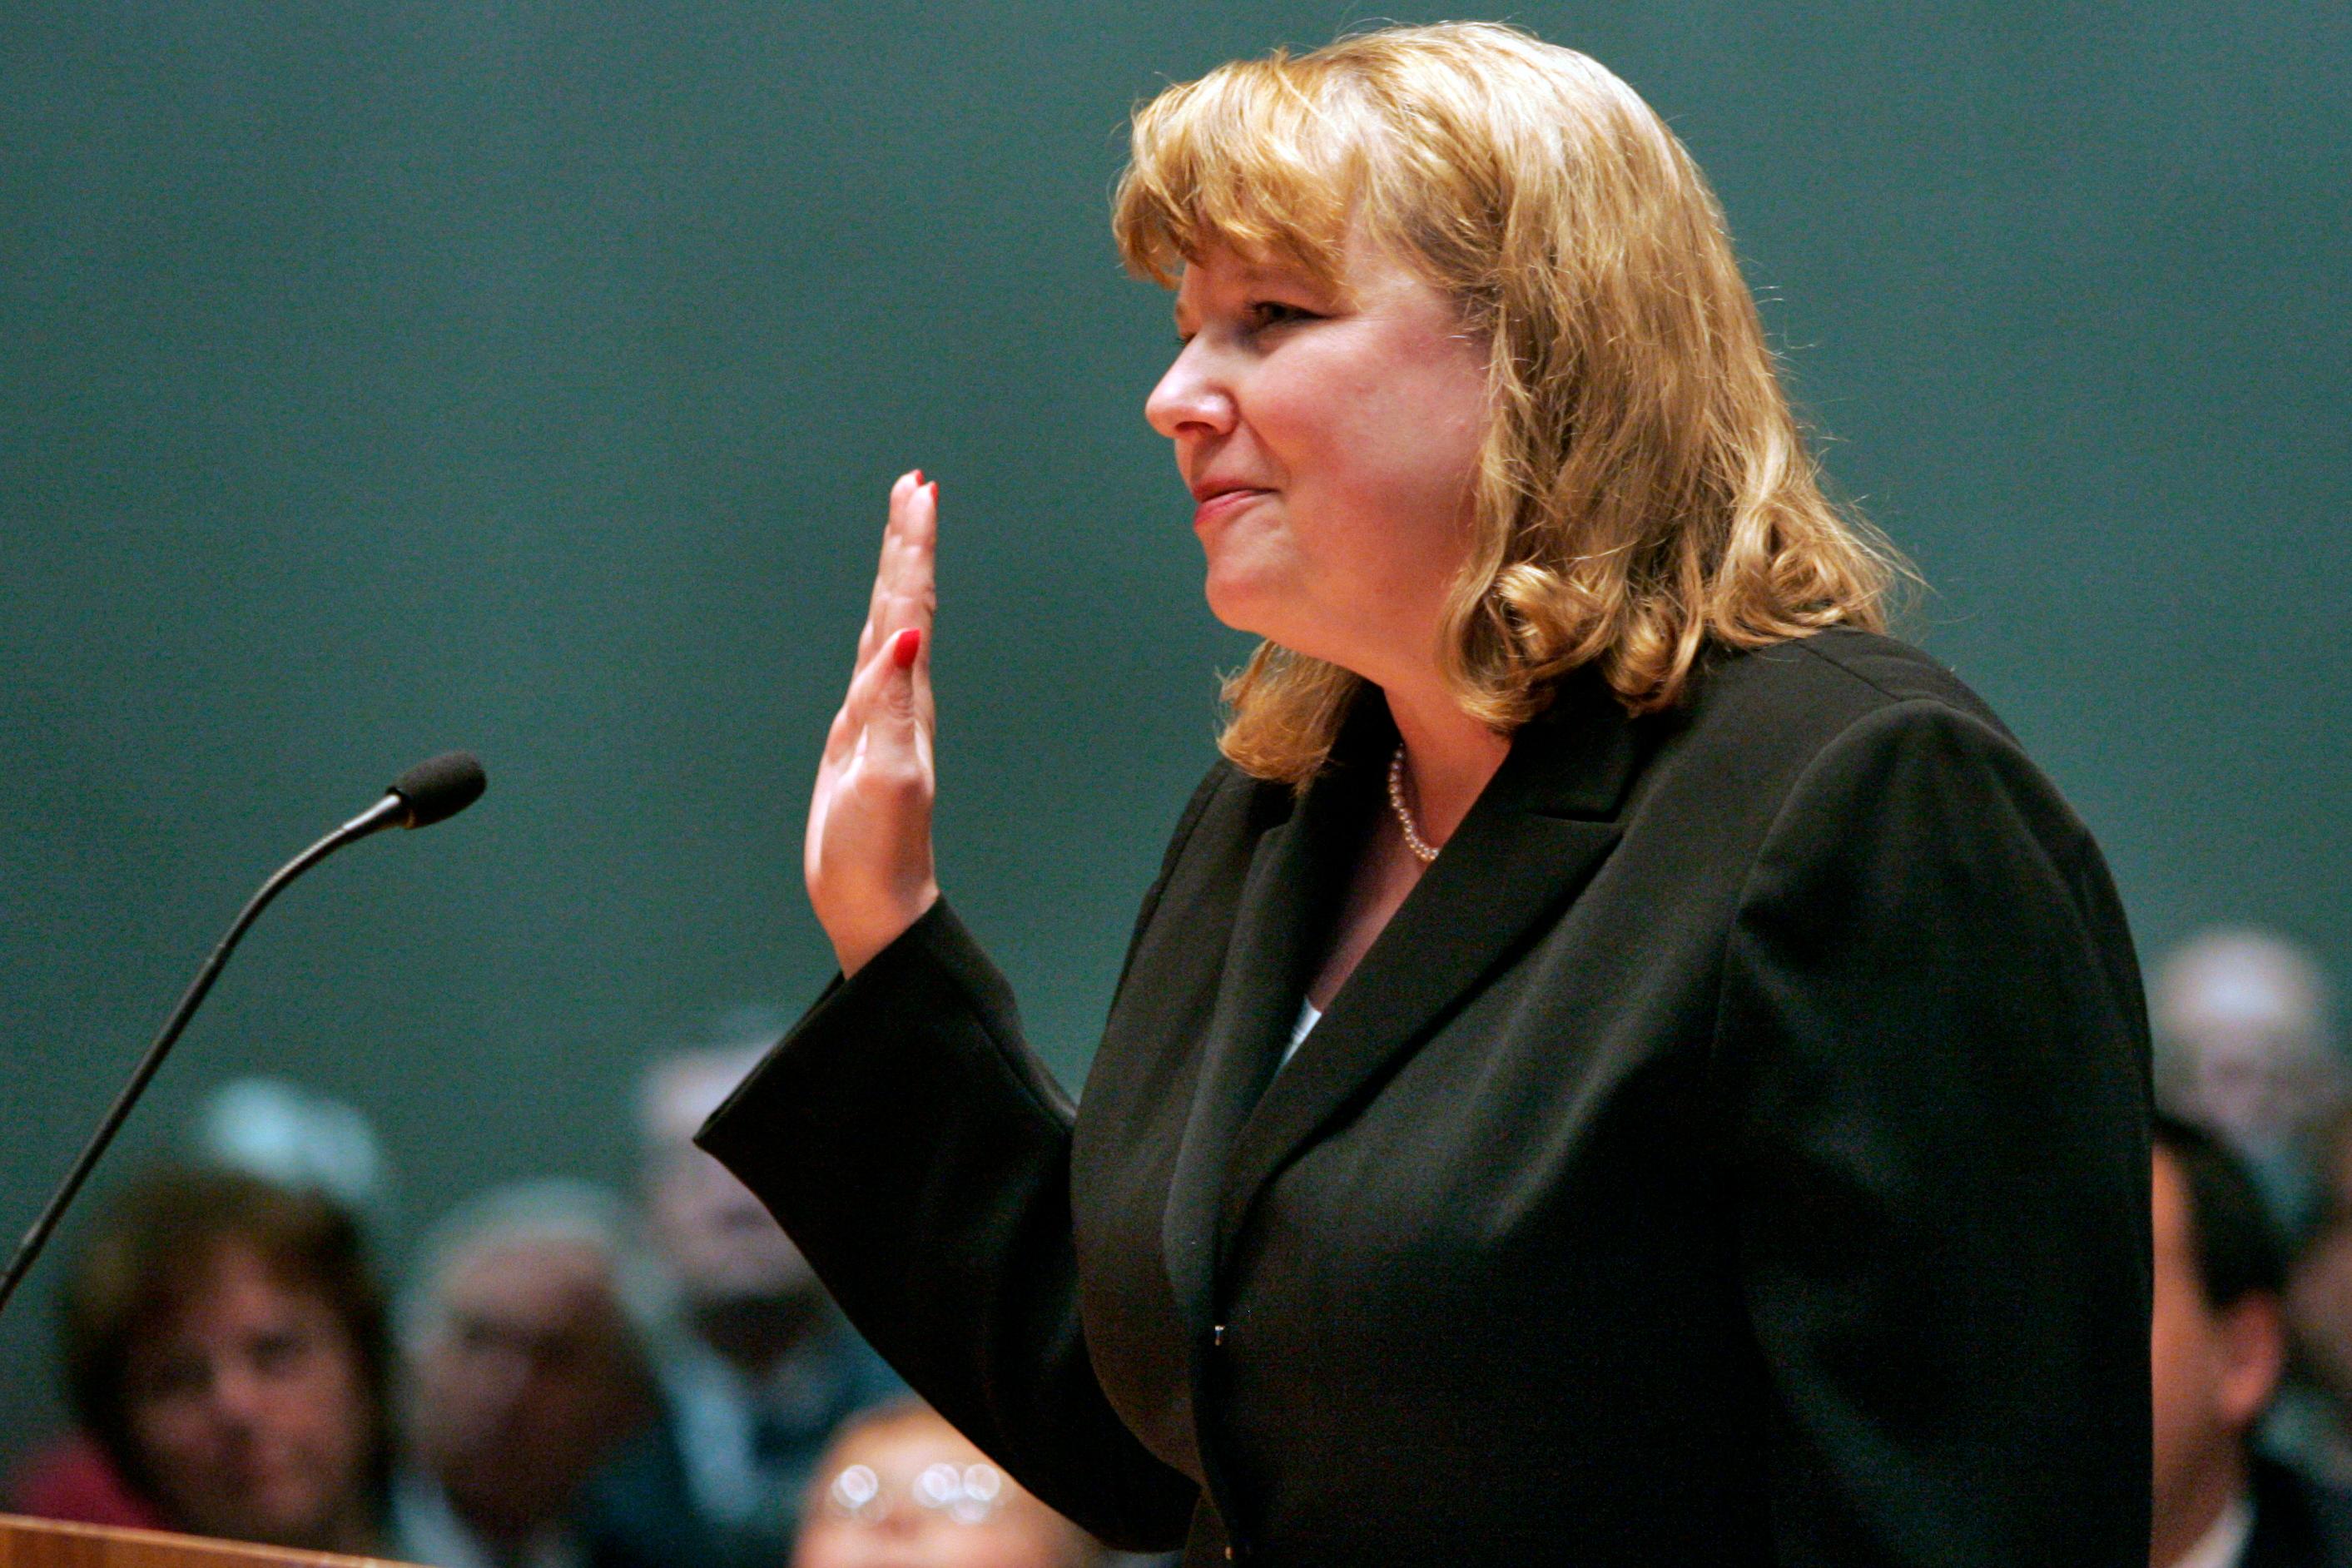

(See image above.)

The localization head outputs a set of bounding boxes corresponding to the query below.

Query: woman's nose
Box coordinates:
[1144,340,1235,441]
[207,1361,270,1427]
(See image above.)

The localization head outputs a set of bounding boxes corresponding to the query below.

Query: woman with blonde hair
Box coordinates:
[702,22,2149,1566]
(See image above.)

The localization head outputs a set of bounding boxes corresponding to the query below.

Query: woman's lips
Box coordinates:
[1193,488,1271,531]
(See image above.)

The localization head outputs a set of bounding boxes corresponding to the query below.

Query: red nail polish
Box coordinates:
[892,628,922,668]
[911,469,925,487]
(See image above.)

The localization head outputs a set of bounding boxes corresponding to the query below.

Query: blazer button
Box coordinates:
[1212,1322,1227,1347]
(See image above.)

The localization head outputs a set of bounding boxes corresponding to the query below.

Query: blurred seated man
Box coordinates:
[392,1180,666,1568]
[189,1075,390,1232]
[52,1165,391,1552]
[2281,1108,2352,1487]
[2156,930,2342,1231]
[2153,1115,2352,1566]
[793,1401,1102,1568]
[587,1034,901,1567]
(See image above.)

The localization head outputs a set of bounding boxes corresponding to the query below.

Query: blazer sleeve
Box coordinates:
[1711,698,2151,1567]
[693,768,1235,1551]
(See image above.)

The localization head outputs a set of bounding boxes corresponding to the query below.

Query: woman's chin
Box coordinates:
[1199,561,1308,639]
[1204,591,1363,682]
[1200,574,1267,638]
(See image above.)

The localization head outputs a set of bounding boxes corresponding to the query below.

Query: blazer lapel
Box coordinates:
[1213,678,1646,1261]
[1159,765,1367,1346]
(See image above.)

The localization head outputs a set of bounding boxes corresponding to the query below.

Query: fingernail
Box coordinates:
[891,628,922,668]
[911,468,925,486]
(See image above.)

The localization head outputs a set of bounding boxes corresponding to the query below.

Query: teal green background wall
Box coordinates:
[3,3,2345,1456]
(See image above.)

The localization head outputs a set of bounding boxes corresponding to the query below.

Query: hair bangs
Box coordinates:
[1114,55,1370,289]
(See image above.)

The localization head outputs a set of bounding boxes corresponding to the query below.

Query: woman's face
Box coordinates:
[1145,236,1489,688]
[122,1243,377,1551]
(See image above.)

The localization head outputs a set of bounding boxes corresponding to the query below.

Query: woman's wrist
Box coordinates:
[832,883,942,978]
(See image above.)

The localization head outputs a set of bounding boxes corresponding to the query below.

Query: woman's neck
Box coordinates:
[1382,681,1511,848]
[1301,677,1508,1011]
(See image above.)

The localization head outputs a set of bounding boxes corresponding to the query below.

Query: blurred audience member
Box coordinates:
[393,1180,666,1568]
[2156,930,2343,1230]
[2153,1116,2352,1566]
[589,1029,902,1566]
[49,1165,391,1552]
[192,1076,392,1233]
[2281,1108,2352,1487]
[793,1401,1101,1568]
[9,1078,394,1534]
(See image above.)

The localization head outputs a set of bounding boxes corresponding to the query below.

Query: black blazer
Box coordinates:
[700,630,2152,1566]
[2245,1454,2352,1568]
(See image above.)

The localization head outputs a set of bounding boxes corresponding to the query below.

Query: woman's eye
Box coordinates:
[1245,301,1317,332]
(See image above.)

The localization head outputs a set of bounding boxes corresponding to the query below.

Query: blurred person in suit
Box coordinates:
[391,1180,665,1568]
[2153,1115,2352,1566]
[190,1076,394,1235]
[794,1400,1102,1568]
[2157,931,2342,1233]
[2278,1106,2352,1488]
[44,1165,392,1553]
[588,1031,901,1568]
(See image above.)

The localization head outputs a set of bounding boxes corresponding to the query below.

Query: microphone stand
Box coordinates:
[0,795,408,1322]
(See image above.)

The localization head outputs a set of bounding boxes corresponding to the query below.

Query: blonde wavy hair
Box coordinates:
[1114,22,1905,784]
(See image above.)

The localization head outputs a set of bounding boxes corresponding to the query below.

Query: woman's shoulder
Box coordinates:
[1619,627,2071,851]
[1684,627,2012,747]
[1651,628,2049,811]
[1654,628,2112,873]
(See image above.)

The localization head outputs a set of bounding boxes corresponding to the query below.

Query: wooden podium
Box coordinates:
[0,1516,419,1568]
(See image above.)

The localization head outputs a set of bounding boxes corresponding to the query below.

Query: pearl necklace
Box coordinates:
[1387,743,1441,864]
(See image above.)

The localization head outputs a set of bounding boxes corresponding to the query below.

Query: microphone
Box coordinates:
[345,750,490,837]
[0,752,488,1323]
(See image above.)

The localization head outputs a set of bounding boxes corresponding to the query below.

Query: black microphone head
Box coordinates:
[387,751,486,829]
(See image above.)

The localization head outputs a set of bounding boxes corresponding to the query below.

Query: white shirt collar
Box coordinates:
[390,1470,585,1568]
[2166,1490,2255,1568]
[660,1320,863,1526]
[1279,998,1321,1067]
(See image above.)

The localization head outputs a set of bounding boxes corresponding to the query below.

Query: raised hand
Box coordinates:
[806,470,940,976]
